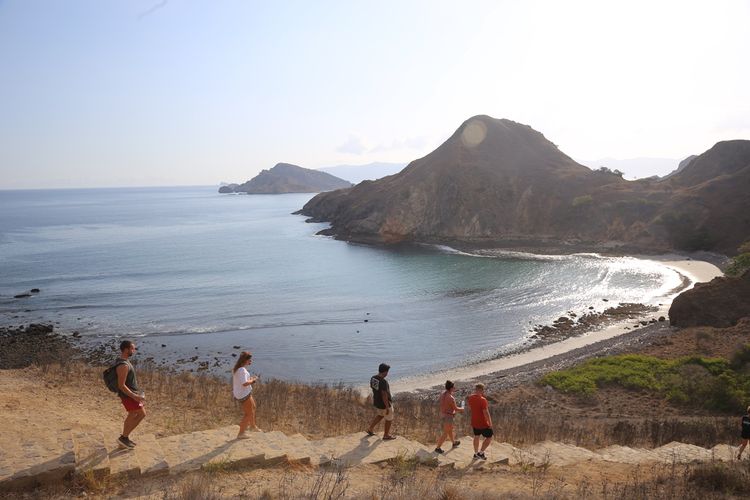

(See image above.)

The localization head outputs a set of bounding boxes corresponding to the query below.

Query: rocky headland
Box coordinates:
[297,115,750,256]
[220,162,352,194]
[669,269,750,328]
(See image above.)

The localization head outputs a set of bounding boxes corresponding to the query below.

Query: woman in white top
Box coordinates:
[232,351,260,439]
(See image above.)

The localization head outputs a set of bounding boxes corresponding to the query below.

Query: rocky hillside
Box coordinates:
[220,163,352,194]
[669,270,750,328]
[317,162,406,183]
[297,116,750,254]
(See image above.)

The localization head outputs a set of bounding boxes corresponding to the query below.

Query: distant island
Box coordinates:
[220,163,352,194]
[297,115,750,256]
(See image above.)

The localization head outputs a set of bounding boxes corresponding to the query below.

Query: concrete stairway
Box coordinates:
[0,426,745,492]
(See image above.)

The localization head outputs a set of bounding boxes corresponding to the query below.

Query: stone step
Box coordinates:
[71,428,110,480]
[313,433,431,467]
[652,442,715,463]
[103,433,168,479]
[0,428,76,492]
[262,431,313,464]
[159,427,245,474]
[134,434,170,477]
[426,436,515,469]
[202,428,298,470]
[516,441,598,466]
[710,444,740,462]
[595,445,660,464]
[286,433,333,466]
[107,446,141,479]
[4,420,746,493]
[228,428,308,464]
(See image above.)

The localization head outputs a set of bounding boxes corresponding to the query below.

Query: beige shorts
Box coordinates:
[376,406,395,421]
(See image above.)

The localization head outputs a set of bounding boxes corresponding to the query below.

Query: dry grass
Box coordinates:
[32,357,740,451]
[162,474,225,500]
[598,461,750,499]
[35,358,374,438]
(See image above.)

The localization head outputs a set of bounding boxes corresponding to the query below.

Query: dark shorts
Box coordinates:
[742,433,750,440]
[473,427,493,438]
[120,396,144,412]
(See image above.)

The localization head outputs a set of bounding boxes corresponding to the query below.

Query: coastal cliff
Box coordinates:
[669,270,750,328]
[220,163,352,194]
[297,115,750,255]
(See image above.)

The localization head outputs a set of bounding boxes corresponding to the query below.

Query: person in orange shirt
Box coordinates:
[466,383,493,460]
[434,380,465,453]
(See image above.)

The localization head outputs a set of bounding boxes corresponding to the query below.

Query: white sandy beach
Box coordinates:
[388,256,723,395]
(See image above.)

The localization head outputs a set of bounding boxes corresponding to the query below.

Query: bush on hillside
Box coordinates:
[540,353,750,412]
[571,195,593,207]
[595,166,624,177]
[655,210,716,251]
[730,344,750,371]
[726,241,750,277]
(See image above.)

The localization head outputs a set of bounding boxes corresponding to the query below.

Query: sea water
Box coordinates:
[0,186,682,383]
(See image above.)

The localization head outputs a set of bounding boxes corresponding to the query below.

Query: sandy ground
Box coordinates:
[0,366,168,450]
[390,257,722,395]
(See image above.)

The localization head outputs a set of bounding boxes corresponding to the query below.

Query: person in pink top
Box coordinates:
[434,380,465,454]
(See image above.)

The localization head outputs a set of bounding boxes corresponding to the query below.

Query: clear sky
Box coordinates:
[1,0,749,189]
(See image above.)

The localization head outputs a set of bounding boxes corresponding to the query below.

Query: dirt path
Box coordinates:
[0,367,165,449]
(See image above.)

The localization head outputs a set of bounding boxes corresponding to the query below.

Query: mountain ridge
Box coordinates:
[297,115,750,255]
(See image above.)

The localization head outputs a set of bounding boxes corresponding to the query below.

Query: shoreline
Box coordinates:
[2,249,724,393]
[388,256,723,395]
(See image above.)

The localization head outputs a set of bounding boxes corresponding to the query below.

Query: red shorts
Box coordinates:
[120,396,144,412]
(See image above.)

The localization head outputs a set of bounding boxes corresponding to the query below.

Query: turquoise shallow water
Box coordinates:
[0,186,682,383]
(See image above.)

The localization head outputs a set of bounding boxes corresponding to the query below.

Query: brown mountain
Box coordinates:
[220,163,352,194]
[297,115,750,255]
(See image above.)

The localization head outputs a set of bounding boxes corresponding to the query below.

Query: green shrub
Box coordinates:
[730,344,750,371]
[540,353,750,412]
[726,252,750,277]
[571,195,593,207]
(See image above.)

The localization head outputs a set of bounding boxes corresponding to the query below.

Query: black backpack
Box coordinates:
[103,360,126,393]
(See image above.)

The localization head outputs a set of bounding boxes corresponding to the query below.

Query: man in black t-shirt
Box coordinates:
[365,363,396,440]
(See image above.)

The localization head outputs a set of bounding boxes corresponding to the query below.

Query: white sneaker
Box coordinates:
[237,432,250,440]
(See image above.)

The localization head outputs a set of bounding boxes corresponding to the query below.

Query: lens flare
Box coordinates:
[460,119,487,148]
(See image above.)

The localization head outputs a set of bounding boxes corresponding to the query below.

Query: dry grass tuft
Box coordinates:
[274,465,350,499]
[162,474,223,500]
[687,462,750,495]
